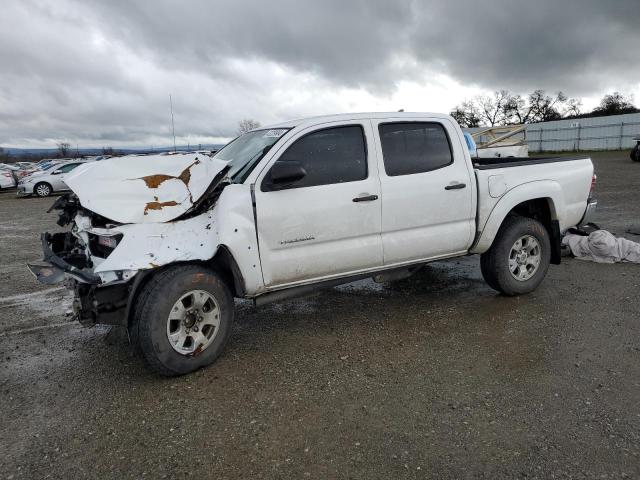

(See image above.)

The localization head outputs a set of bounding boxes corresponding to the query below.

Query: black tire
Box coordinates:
[34,182,52,197]
[131,265,234,376]
[480,215,551,296]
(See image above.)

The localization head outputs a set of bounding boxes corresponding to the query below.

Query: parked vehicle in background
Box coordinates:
[0,167,17,189]
[29,112,597,375]
[631,136,640,162]
[471,125,529,158]
[0,162,39,179]
[18,160,88,197]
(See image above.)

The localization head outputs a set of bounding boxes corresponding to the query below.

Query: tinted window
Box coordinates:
[267,125,367,189]
[379,122,453,176]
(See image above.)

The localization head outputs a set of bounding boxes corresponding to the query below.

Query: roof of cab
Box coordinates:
[258,112,454,132]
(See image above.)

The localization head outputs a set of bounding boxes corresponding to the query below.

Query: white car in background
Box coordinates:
[17,160,88,197]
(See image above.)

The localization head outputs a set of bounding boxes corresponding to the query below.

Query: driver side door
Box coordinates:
[254,121,383,288]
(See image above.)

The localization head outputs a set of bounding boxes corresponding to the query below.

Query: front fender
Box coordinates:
[470,180,563,254]
[94,210,221,273]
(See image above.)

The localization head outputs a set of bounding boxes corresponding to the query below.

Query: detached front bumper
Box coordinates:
[28,232,132,326]
[579,198,598,226]
[27,233,101,285]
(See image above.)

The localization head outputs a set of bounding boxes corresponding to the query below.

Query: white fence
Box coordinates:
[466,112,640,153]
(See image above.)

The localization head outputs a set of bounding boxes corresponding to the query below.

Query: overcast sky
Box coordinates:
[2,0,639,148]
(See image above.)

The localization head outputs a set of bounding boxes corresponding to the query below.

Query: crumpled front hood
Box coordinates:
[64,153,229,224]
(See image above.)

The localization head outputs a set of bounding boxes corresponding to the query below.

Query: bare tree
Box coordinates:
[452,89,581,127]
[450,101,481,128]
[237,119,261,135]
[591,92,637,116]
[57,142,71,157]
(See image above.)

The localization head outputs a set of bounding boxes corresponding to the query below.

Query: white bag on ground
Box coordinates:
[562,230,640,263]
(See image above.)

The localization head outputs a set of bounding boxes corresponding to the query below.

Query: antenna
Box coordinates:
[169,94,177,152]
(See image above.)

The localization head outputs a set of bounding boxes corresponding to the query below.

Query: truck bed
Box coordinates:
[474,156,589,170]
[471,154,594,254]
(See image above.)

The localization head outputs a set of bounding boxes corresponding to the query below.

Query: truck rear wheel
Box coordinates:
[131,265,234,376]
[480,215,551,296]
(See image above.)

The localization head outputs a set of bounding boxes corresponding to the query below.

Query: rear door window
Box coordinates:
[379,122,453,176]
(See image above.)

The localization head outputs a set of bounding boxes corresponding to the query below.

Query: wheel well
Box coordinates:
[207,246,246,298]
[125,247,246,329]
[508,198,561,264]
[510,198,554,226]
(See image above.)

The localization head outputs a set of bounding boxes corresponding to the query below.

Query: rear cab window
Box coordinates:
[378,122,453,176]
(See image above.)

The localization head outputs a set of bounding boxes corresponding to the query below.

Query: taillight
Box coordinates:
[2,171,12,178]
[590,174,597,195]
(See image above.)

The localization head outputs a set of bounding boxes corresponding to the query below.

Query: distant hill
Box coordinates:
[3,144,225,158]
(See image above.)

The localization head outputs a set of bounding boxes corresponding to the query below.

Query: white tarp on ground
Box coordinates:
[563,230,640,264]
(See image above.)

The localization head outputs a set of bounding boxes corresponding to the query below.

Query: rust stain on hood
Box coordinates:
[144,200,178,215]
[135,159,201,202]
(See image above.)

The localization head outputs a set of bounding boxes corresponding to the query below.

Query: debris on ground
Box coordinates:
[562,229,640,264]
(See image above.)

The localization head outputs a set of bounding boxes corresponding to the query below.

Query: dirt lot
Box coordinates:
[1,151,639,479]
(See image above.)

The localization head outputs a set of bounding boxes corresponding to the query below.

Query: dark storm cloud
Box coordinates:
[1,0,639,147]
[86,0,640,93]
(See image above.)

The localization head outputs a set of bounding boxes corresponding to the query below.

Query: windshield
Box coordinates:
[215,128,290,183]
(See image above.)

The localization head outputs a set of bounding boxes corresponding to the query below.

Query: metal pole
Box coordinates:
[170,94,177,152]
[577,124,581,151]
[539,128,543,152]
[619,121,624,150]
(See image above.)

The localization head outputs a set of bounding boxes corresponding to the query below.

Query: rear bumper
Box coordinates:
[579,198,598,226]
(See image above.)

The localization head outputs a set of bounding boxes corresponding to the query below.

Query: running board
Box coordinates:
[253,265,423,306]
[254,272,373,306]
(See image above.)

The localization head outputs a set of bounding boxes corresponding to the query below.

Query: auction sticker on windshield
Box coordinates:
[263,129,287,138]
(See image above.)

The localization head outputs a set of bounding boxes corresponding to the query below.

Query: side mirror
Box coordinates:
[51,170,62,175]
[268,161,307,188]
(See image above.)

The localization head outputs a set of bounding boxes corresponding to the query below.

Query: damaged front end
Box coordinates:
[28,194,138,326]
[28,153,232,327]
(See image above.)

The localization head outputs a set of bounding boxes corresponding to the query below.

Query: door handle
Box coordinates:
[352,194,379,202]
[444,183,466,190]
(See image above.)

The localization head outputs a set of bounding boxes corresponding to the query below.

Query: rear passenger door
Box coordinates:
[254,122,383,287]
[372,118,475,265]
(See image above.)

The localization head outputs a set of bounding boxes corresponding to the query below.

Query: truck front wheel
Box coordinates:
[131,265,234,376]
[480,215,551,296]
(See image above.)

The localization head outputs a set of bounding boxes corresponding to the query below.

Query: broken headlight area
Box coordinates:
[46,231,92,270]
[88,233,123,259]
[28,232,101,285]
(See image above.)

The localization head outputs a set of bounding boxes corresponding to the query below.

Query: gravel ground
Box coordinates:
[1,151,639,479]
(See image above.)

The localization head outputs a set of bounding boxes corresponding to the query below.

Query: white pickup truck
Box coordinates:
[29,112,597,375]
